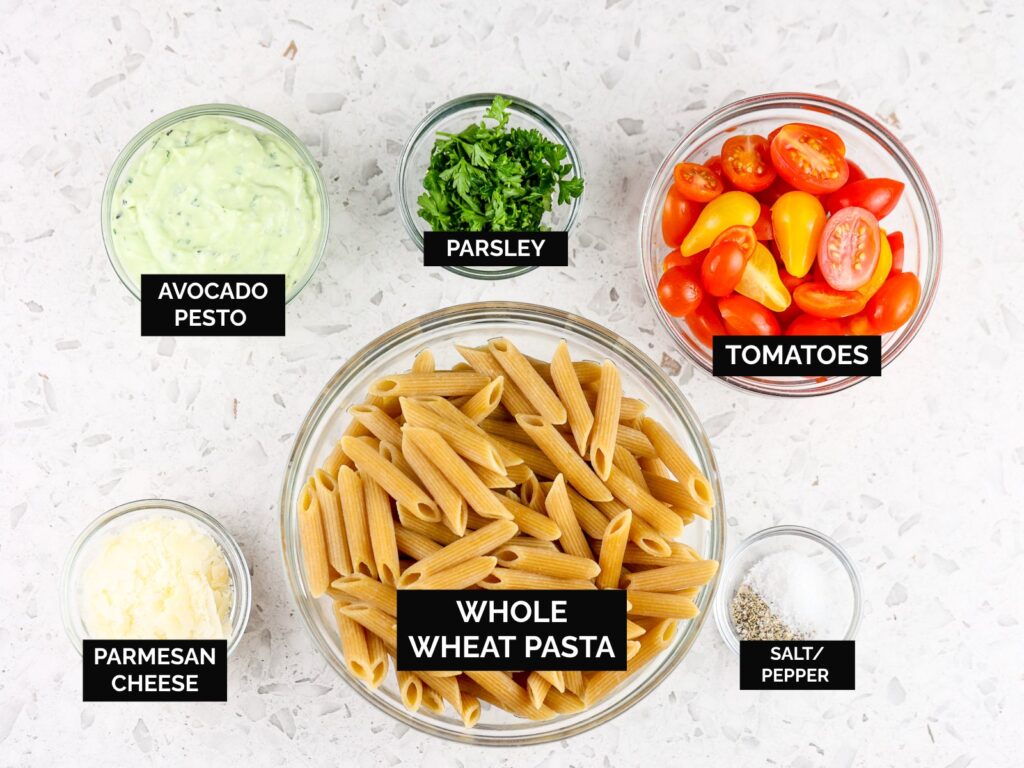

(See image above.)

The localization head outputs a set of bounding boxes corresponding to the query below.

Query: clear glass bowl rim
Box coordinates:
[396,93,585,281]
[278,300,725,745]
[638,91,943,397]
[713,524,863,654]
[60,498,253,656]
[100,103,331,304]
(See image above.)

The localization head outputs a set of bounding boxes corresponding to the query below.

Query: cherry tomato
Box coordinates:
[657,266,703,317]
[824,178,905,219]
[718,295,781,336]
[662,185,703,247]
[754,204,773,240]
[887,231,905,273]
[793,282,867,318]
[769,123,849,194]
[686,295,727,347]
[849,272,921,334]
[818,206,881,291]
[756,173,797,207]
[662,248,703,273]
[779,269,806,292]
[785,314,848,335]
[702,241,749,297]
[704,155,725,180]
[846,160,867,184]
[721,134,777,193]
[673,162,724,203]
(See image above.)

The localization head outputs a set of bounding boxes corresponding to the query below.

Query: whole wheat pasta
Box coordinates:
[464,672,555,720]
[368,371,490,399]
[625,590,699,619]
[479,417,531,444]
[400,397,506,474]
[348,403,404,447]
[550,340,594,454]
[527,672,551,709]
[402,426,512,521]
[363,475,400,585]
[321,440,350,478]
[397,670,423,712]
[639,416,715,506]
[626,619,646,639]
[582,389,648,423]
[612,445,648,489]
[479,568,597,590]
[623,560,719,592]
[595,497,672,557]
[494,493,562,541]
[339,466,377,578]
[489,435,560,479]
[411,349,435,374]
[314,469,351,576]
[597,508,632,589]
[421,686,445,714]
[401,431,467,535]
[544,688,586,714]
[563,670,584,696]
[625,640,642,661]
[519,471,545,512]
[521,354,602,388]
[455,345,535,416]
[338,603,397,649]
[460,377,505,423]
[397,518,518,588]
[404,555,497,590]
[298,480,330,597]
[589,360,622,480]
[515,415,612,502]
[470,462,516,490]
[489,338,567,424]
[342,435,440,522]
[582,619,676,706]
[536,669,565,693]
[604,467,683,538]
[641,472,713,519]
[396,508,460,545]
[457,692,481,727]
[420,395,525,469]
[544,474,591,559]
[334,602,372,683]
[366,633,388,688]
[394,526,442,560]
[505,463,534,485]
[638,455,672,478]
[494,545,601,581]
[622,541,699,568]
[614,424,657,458]
[507,535,558,551]
[418,672,462,712]
[330,573,397,616]
[556,483,612,540]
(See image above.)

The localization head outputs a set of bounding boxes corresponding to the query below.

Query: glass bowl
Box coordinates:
[60,498,252,655]
[713,525,861,654]
[279,301,724,745]
[397,94,584,280]
[639,92,942,396]
[101,104,330,304]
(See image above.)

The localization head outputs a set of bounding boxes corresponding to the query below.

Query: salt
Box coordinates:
[742,550,847,638]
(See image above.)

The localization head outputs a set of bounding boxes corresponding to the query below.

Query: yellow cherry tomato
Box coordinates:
[680,190,760,257]
[735,242,792,312]
[856,227,893,301]
[771,191,826,278]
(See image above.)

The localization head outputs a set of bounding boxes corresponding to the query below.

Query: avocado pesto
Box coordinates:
[110,115,322,293]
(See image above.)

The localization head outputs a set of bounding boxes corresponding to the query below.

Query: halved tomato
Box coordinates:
[673,162,724,203]
[718,295,781,336]
[793,282,867,318]
[785,314,848,335]
[817,206,881,291]
[824,178,905,219]
[721,135,777,193]
[769,123,849,194]
[662,185,703,247]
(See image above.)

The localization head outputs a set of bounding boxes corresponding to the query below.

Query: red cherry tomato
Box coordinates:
[662,185,703,247]
[754,203,773,240]
[849,272,921,334]
[779,268,806,292]
[657,266,703,317]
[702,241,749,297]
[793,282,868,318]
[704,155,724,179]
[845,160,867,184]
[818,206,881,291]
[785,314,848,335]
[673,162,724,203]
[718,295,781,336]
[756,174,797,207]
[886,231,905,273]
[824,178,905,219]
[662,248,701,273]
[686,295,727,347]
[769,123,849,194]
[721,135,777,193]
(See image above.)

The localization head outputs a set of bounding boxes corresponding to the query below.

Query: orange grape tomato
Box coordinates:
[852,272,921,334]
[662,185,703,247]
[680,191,760,257]
[718,295,781,336]
[673,162,724,203]
[793,282,867,318]
[734,242,792,312]
[887,231,905,273]
[817,206,881,291]
[785,314,848,335]
[771,191,826,278]
[721,134,777,193]
[769,123,849,194]
[657,266,703,317]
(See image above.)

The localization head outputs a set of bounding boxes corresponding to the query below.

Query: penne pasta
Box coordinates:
[363,474,399,585]
[493,545,601,581]
[338,466,377,578]
[366,633,388,688]
[394,526,442,560]
[625,590,699,619]
[397,670,423,712]
[369,371,491,399]
[455,345,535,416]
[411,348,435,374]
[639,416,715,506]
[612,444,648,489]
[515,415,612,502]
[342,435,440,522]
[339,602,397,649]
[494,492,562,541]
[401,430,468,535]
[596,508,632,589]
[489,338,568,425]
[400,397,506,474]
[334,602,372,683]
[314,469,351,577]
[544,474,591,559]
[464,672,556,720]
[642,472,713,519]
[589,360,622,480]
[623,560,719,592]
[405,555,497,590]
[604,466,683,538]
[348,403,403,447]
[460,377,505,423]
[622,540,699,567]
[527,672,551,709]
[550,340,594,455]
[397,518,518,588]
[330,573,397,616]
[479,568,597,590]
[583,620,676,706]
[298,480,331,597]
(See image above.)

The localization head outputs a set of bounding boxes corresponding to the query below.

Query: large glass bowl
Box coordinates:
[639,92,942,396]
[397,94,584,280]
[279,302,724,745]
[101,103,330,304]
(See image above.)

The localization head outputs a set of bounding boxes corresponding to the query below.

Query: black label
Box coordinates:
[140,274,285,336]
[396,590,626,671]
[739,641,855,690]
[423,232,568,267]
[713,336,881,377]
[82,640,227,702]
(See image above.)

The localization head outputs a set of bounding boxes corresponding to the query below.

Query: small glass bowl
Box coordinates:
[60,499,252,656]
[397,94,584,280]
[280,301,724,744]
[639,92,942,396]
[713,525,862,654]
[101,104,330,304]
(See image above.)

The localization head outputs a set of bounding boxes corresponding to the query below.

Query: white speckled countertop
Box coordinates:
[2,1,1022,765]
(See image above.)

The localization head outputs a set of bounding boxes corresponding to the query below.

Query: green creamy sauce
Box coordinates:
[111,116,322,292]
